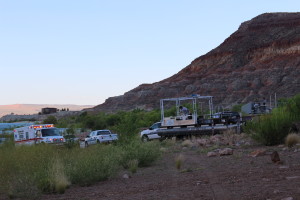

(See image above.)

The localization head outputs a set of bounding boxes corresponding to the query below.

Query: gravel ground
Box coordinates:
[41,137,300,200]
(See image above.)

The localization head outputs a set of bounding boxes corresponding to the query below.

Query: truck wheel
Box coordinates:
[85,141,88,148]
[97,140,100,144]
[141,135,149,142]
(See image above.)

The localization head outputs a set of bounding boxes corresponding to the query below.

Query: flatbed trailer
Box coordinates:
[143,95,244,140]
[157,124,240,138]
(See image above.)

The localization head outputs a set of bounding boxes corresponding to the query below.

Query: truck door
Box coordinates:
[97,131,106,142]
[104,130,112,142]
[88,132,97,144]
[35,130,42,144]
[97,130,111,143]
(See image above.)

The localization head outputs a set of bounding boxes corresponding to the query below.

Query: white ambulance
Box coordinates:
[14,124,65,145]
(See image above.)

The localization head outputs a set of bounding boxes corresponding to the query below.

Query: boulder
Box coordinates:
[249,149,266,157]
[271,151,280,163]
[122,174,130,179]
[219,148,233,156]
[207,152,218,157]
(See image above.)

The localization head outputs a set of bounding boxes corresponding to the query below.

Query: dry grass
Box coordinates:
[50,158,70,194]
[127,159,139,174]
[285,133,300,148]
[175,154,185,170]
[223,129,237,145]
[181,140,194,147]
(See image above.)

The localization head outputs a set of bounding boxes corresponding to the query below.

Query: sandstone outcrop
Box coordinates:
[92,13,300,113]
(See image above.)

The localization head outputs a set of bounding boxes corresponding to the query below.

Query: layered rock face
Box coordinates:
[93,13,300,113]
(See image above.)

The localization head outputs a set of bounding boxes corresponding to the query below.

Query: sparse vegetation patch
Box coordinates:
[245,94,300,145]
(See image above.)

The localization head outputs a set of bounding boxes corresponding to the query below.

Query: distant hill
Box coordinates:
[0,104,93,117]
[92,12,300,113]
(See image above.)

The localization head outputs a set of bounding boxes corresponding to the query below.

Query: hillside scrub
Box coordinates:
[0,137,161,198]
[245,94,300,145]
[56,109,161,135]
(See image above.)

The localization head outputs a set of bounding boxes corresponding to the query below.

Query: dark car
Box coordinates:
[219,111,241,124]
[197,116,214,126]
[199,111,241,126]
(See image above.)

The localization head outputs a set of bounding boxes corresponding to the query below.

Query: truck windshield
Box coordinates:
[41,128,61,137]
[97,131,110,135]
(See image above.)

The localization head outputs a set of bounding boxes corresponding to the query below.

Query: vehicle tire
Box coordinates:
[141,135,149,142]
[85,141,88,148]
[97,140,100,144]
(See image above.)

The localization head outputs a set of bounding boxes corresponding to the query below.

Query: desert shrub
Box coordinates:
[181,140,194,147]
[223,128,237,145]
[127,159,139,174]
[0,145,58,197]
[66,127,75,135]
[175,154,184,170]
[245,94,300,145]
[245,107,296,145]
[232,104,243,112]
[63,145,121,186]
[0,144,122,197]
[63,135,79,149]
[285,133,300,148]
[106,114,122,126]
[43,116,58,125]
[120,138,161,168]
[49,157,70,194]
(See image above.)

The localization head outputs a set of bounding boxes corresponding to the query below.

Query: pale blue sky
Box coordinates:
[0,1,299,105]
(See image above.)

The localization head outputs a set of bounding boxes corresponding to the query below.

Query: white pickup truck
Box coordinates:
[84,130,118,147]
[140,122,162,142]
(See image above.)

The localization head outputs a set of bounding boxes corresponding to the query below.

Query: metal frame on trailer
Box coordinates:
[160,95,214,127]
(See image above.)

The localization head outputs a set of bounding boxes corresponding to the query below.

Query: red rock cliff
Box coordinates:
[93,12,300,112]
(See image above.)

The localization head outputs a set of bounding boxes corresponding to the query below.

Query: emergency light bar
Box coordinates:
[30,124,54,129]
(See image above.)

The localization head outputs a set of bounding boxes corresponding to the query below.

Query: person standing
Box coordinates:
[263,97,267,106]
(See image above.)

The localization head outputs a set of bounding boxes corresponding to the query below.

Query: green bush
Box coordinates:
[245,94,300,145]
[120,138,161,168]
[63,145,121,186]
[56,108,161,136]
[232,104,243,112]
[43,116,58,125]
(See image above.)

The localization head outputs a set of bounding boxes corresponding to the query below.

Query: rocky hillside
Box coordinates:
[93,12,300,113]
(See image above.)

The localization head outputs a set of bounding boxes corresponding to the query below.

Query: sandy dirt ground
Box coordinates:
[41,136,300,200]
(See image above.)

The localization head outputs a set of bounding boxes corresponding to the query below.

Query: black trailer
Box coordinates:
[157,124,241,138]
